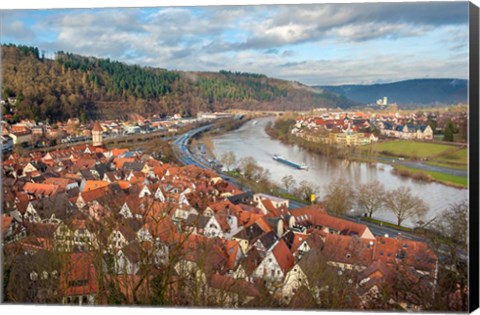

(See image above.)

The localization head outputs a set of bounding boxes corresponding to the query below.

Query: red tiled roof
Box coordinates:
[23,182,59,197]
[110,148,129,158]
[321,233,374,266]
[113,158,136,169]
[2,215,13,237]
[373,236,437,272]
[272,239,294,273]
[60,252,98,296]
[92,121,103,132]
[207,274,259,297]
[44,177,75,190]
[83,180,110,192]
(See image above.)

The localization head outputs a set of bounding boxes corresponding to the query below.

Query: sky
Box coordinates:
[0,1,471,86]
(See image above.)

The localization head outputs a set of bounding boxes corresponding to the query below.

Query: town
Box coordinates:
[0,109,239,154]
[2,122,443,310]
[292,107,467,146]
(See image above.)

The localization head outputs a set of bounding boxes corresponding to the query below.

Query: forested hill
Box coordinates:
[1,44,357,121]
[317,79,468,108]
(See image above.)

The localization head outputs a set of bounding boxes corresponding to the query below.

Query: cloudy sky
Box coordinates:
[0,1,471,85]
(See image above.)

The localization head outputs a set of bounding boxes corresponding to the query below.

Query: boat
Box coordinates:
[252,120,258,125]
[272,154,308,170]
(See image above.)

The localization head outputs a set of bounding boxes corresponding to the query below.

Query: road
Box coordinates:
[359,154,467,177]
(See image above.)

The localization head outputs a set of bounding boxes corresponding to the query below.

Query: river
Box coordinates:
[212,117,469,227]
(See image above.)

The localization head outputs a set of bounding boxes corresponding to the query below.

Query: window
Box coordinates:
[379,251,384,256]
[30,271,38,281]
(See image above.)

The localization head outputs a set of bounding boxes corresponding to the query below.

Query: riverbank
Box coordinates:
[266,117,468,189]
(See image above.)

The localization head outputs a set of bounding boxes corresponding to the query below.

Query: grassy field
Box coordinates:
[360,217,413,232]
[361,140,458,159]
[425,148,468,170]
[393,164,468,188]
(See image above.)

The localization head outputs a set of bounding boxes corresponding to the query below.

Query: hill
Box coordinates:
[1,44,357,122]
[317,78,468,108]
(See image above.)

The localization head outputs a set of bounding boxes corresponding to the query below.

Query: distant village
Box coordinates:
[2,123,441,310]
[292,107,467,146]
[1,111,238,154]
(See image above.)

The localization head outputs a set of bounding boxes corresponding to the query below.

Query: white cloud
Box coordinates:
[1,3,469,85]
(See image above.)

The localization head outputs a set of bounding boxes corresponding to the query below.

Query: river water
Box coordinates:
[212,117,469,227]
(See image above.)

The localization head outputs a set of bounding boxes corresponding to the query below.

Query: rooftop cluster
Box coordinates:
[2,145,437,310]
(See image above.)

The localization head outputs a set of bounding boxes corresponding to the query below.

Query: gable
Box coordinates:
[120,203,133,219]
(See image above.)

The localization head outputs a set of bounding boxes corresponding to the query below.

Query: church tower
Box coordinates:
[92,121,103,147]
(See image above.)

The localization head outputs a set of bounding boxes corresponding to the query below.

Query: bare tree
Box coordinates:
[384,187,428,226]
[432,201,468,249]
[281,175,296,193]
[356,180,385,218]
[238,156,258,180]
[323,179,355,215]
[219,151,236,172]
[295,180,320,203]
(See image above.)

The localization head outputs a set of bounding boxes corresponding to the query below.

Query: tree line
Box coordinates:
[1,44,351,123]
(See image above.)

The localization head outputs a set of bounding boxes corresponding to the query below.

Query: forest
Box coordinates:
[1,44,357,122]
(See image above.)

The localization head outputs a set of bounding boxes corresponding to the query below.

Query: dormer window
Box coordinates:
[346,253,351,259]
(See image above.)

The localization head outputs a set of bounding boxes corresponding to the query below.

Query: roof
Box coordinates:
[288,286,319,309]
[241,247,264,275]
[92,121,103,132]
[60,252,98,296]
[23,182,59,197]
[254,231,279,251]
[373,236,437,272]
[207,274,259,297]
[321,233,374,267]
[43,177,75,190]
[294,211,370,238]
[271,239,294,273]
[2,215,13,237]
[83,180,110,192]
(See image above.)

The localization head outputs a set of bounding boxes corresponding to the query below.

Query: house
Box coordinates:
[43,177,78,191]
[1,135,13,152]
[9,129,32,145]
[53,218,97,252]
[109,241,143,275]
[293,211,375,240]
[23,182,60,199]
[206,274,260,307]
[2,214,27,244]
[253,193,289,212]
[282,248,325,304]
[251,239,294,283]
[60,252,97,305]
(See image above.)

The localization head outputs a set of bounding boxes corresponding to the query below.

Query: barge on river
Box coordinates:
[272,154,308,170]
